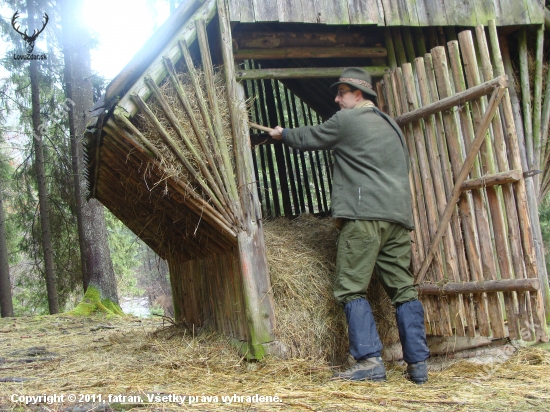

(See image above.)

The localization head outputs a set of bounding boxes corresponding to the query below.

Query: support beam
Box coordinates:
[233,47,387,60]
[460,170,522,191]
[419,278,540,295]
[235,66,390,80]
[395,75,507,127]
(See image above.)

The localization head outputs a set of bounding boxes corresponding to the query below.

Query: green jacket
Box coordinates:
[283,107,414,230]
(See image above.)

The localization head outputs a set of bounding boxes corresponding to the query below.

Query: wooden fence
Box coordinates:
[244,63,333,218]
[379,25,547,341]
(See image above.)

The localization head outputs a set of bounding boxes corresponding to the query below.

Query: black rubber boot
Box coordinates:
[405,360,428,384]
[333,356,387,381]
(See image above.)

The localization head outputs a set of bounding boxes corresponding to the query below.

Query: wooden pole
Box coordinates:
[395,76,508,126]
[497,33,549,339]
[129,93,233,224]
[460,170,522,191]
[233,47,387,60]
[474,25,527,339]
[519,28,535,188]
[383,28,398,70]
[235,66,390,80]
[217,0,276,357]
[443,42,493,338]
[419,279,541,295]
[533,25,544,192]
[193,21,241,208]
[458,30,508,339]
[403,63,455,336]
[143,75,239,226]
[416,85,506,285]
[383,73,423,275]
[101,128,237,241]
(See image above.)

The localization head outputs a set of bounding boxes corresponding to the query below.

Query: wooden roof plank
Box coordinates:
[425,0,448,26]
[116,0,216,117]
[495,0,529,25]
[380,0,401,26]
[375,0,386,25]
[253,0,279,22]
[444,0,476,26]
[231,0,255,22]
[398,0,419,26]
[301,0,325,23]
[278,0,305,22]
[323,0,350,24]
[347,0,381,25]
[523,0,545,25]
[413,0,430,25]
[473,0,496,26]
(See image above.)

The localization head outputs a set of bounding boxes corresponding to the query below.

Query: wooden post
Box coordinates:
[519,28,535,188]
[533,25,544,192]
[217,0,276,358]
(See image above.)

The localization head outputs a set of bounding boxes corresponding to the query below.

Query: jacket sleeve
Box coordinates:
[283,112,341,151]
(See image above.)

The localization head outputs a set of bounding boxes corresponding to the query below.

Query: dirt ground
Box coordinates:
[0,314,549,411]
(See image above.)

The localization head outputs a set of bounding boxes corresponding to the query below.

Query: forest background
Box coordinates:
[0,0,180,318]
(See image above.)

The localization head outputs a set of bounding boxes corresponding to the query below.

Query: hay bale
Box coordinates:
[264,215,399,364]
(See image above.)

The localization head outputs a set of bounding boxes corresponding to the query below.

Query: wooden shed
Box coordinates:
[85,0,550,359]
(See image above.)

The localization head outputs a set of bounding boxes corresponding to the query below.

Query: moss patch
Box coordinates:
[68,286,124,317]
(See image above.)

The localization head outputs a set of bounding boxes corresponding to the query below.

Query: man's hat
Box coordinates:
[331,67,377,99]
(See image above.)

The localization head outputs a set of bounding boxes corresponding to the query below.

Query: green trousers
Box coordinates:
[334,220,418,306]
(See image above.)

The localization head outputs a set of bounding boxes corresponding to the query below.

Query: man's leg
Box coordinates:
[333,220,385,381]
[375,222,430,384]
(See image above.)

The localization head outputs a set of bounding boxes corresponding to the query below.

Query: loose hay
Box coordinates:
[263,215,399,364]
[1,315,549,411]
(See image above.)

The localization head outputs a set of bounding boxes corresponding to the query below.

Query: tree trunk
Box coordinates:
[60,0,119,304]
[28,0,59,314]
[0,179,14,317]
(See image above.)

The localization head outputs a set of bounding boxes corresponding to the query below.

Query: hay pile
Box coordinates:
[263,215,399,364]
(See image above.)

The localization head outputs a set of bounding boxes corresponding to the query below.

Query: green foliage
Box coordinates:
[104,211,144,298]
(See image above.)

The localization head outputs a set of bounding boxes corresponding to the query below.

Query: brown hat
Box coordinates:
[331,67,377,99]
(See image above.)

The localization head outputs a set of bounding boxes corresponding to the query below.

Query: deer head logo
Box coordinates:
[11,10,49,54]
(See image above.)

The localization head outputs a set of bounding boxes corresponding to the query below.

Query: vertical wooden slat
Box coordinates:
[384,28,398,70]
[498,35,549,341]
[383,73,423,275]
[266,79,292,216]
[518,28,535,182]
[315,151,329,212]
[390,68,441,335]
[431,46,490,337]
[533,25,544,192]
[277,84,300,214]
[457,30,507,339]
[402,63,453,336]
[303,104,323,213]
[414,57,467,336]
[474,25,523,339]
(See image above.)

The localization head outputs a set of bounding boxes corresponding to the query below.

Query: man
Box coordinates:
[269,68,430,384]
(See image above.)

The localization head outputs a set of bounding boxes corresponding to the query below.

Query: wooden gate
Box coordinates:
[379,26,547,341]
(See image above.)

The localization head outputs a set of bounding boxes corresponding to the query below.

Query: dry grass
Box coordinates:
[0,314,549,411]
[264,215,399,364]
[132,67,236,202]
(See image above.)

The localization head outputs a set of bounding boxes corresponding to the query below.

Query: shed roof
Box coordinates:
[228,0,544,26]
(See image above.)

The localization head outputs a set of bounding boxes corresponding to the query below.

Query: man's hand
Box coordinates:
[269,126,284,140]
